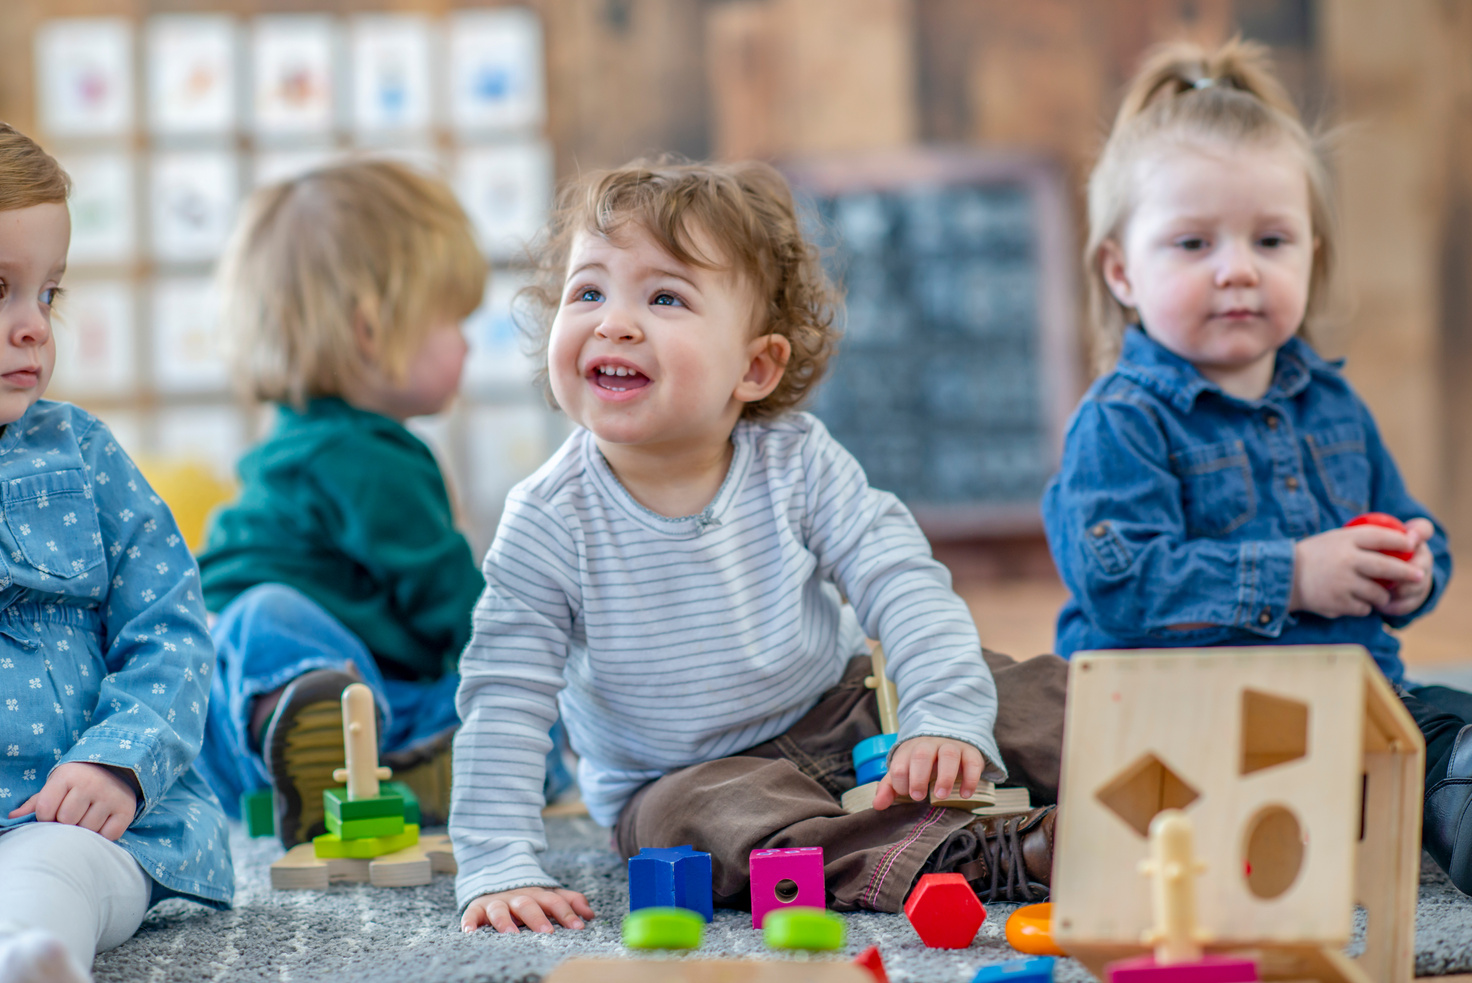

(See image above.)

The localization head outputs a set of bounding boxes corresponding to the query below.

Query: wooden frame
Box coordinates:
[781,147,1082,540]
[1052,646,1423,983]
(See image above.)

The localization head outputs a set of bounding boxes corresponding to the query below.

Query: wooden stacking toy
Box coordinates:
[270,683,453,889]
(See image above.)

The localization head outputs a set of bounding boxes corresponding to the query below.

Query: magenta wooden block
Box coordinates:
[1106,955,1258,983]
[748,846,825,929]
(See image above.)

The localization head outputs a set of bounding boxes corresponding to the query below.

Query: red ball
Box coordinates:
[1345,512,1414,562]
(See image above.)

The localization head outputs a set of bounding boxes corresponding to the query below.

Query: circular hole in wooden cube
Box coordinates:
[774,878,800,903]
[1243,804,1304,899]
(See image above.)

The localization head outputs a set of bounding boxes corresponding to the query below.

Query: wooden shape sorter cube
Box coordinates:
[749,847,825,929]
[1051,646,1423,983]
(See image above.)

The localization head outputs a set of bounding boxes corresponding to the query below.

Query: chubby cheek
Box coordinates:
[545,322,584,407]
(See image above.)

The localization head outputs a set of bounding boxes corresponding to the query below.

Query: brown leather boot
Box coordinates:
[921,805,1056,903]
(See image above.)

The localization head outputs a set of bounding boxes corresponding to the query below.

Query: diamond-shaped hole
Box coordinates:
[1095,752,1201,837]
[1240,689,1310,776]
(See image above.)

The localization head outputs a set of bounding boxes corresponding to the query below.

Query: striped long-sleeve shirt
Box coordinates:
[450,412,1003,907]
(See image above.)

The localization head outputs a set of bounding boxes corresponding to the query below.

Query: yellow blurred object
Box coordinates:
[133,457,238,553]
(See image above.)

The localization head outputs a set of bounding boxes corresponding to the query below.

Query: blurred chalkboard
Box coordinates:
[785,150,1081,537]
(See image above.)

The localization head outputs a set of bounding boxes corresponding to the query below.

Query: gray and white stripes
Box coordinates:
[450,413,1002,908]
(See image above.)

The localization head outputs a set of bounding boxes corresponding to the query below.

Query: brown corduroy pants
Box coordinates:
[613,649,1066,913]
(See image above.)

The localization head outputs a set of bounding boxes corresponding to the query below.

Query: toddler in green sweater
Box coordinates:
[195,159,571,845]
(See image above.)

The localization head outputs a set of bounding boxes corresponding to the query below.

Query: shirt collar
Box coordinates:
[1113,325,1341,412]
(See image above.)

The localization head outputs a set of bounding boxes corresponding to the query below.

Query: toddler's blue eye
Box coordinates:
[1259,235,1286,249]
[1177,237,1208,251]
[39,287,61,306]
[652,292,683,307]
[577,287,603,303]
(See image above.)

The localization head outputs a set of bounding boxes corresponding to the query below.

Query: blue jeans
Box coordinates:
[197,583,575,817]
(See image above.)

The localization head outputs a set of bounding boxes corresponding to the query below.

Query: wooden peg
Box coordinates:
[329,683,392,800]
[1137,809,1209,964]
[864,644,900,734]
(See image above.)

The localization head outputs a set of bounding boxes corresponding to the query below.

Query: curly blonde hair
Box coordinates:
[1086,37,1336,372]
[520,156,840,420]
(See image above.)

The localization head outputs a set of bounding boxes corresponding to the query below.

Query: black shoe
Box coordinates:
[1425,723,1472,894]
[922,805,1056,903]
[381,725,454,828]
[262,668,359,848]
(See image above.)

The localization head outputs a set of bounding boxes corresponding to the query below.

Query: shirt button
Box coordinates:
[1259,608,1272,625]
[1266,415,1279,429]
[1091,523,1108,538]
[1285,476,1300,490]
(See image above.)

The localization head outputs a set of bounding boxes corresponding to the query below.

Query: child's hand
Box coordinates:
[7,762,138,841]
[1289,521,1428,619]
[871,736,983,811]
[1378,517,1436,617]
[461,886,595,934]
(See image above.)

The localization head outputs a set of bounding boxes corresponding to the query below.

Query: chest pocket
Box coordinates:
[1305,422,1370,516]
[1170,439,1256,538]
[2,469,104,579]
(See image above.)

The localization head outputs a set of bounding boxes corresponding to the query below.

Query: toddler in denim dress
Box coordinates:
[1042,39,1472,894]
[0,124,231,983]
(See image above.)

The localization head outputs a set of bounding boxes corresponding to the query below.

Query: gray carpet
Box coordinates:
[92,817,1472,982]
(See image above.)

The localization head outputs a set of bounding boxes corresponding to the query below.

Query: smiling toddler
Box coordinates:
[450,158,1066,933]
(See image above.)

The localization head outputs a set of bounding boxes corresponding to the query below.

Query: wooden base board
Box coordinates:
[544,958,872,982]
[1068,943,1373,983]
[270,833,455,890]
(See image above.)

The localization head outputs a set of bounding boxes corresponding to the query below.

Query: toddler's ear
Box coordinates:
[734,333,791,404]
[1099,240,1137,310]
[351,307,382,362]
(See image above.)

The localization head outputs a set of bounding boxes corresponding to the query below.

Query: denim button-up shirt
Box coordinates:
[1042,327,1451,684]
[0,401,232,907]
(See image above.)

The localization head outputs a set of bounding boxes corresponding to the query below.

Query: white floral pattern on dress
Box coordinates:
[0,402,232,907]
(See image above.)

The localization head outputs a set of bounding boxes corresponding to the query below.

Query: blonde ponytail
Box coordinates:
[1085,37,1335,373]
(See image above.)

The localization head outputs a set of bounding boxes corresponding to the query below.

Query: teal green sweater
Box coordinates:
[199,399,483,681]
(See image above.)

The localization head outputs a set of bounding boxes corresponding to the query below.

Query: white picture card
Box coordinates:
[253,148,341,188]
[463,269,539,393]
[350,15,434,136]
[447,8,546,135]
[252,15,338,138]
[50,280,136,400]
[60,153,136,266]
[147,15,238,136]
[155,405,245,483]
[149,151,239,263]
[455,140,553,262]
[151,277,229,393]
[35,18,135,137]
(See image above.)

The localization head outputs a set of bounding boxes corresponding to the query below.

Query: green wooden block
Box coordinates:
[312,824,419,859]
[322,787,405,823]
[762,907,845,951]
[622,907,704,950]
[381,781,420,826]
[325,811,406,840]
[240,788,275,838]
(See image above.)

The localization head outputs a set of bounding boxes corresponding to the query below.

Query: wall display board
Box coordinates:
[785,150,1081,537]
[32,8,558,553]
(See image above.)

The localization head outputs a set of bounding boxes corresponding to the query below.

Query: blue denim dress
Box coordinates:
[0,401,232,908]
[1042,328,1452,684]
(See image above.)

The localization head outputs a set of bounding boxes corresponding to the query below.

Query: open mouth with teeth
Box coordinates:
[591,364,651,393]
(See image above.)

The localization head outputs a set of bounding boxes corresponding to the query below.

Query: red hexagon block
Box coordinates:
[904,873,985,949]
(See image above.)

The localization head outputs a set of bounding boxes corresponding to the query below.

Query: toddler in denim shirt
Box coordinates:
[1042,39,1472,893]
[0,125,230,983]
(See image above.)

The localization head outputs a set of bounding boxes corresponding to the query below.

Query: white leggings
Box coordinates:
[0,822,150,971]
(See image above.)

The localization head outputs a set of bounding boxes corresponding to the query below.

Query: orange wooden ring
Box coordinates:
[1005,902,1065,956]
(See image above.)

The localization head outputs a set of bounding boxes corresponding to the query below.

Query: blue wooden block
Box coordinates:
[972,957,1057,983]
[851,733,897,772]
[855,757,889,785]
[628,845,713,923]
